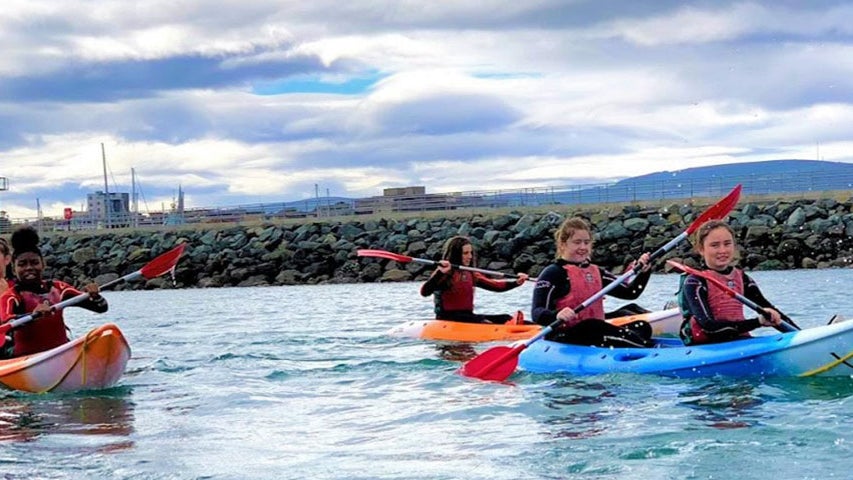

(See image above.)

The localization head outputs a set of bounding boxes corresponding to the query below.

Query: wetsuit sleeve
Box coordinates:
[473,272,519,292]
[599,266,652,300]
[681,275,760,335]
[742,273,779,311]
[531,264,568,326]
[56,281,109,314]
[420,270,449,297]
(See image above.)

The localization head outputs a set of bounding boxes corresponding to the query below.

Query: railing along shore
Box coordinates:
[2,168,851,234]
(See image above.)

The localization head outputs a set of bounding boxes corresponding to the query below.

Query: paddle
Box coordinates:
[356,249,528,280]
[458,184,743,381]
[665,260,797,333]
[0,243,186,346]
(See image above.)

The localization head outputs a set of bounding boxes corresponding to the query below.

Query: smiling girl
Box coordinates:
[677,220,783,345]
[0,226,108,357]
[531,217,655,347]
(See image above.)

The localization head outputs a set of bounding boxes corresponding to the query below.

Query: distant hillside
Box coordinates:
[491,159,853,207]
[607,159,853,200]
[618,159,853,187]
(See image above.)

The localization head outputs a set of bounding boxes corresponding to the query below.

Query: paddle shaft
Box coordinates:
[357,249,528,280]
[413,257,525,280]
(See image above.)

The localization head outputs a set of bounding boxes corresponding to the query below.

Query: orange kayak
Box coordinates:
[389,308,683,342]
[387,316,542,342]
[0,323,131,394]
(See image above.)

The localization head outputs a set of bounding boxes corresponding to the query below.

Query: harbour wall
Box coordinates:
[13,197,853,290]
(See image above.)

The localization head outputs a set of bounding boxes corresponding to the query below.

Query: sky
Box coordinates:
[1,0,852,220]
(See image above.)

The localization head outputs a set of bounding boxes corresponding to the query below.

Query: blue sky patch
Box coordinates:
[252,72,385,96]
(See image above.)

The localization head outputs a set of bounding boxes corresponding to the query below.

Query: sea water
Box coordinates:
[0,270,850,479]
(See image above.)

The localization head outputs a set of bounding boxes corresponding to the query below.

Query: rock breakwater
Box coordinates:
[12,197,853,290]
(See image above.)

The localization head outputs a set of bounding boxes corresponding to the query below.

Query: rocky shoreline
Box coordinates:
[14,196,853,290]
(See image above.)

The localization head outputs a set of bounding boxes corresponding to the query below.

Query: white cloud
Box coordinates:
[1,1,853,220]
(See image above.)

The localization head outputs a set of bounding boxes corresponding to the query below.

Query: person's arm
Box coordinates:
[472,272,527,292]
[420,269,450,297]
[742,272,783,327]
[531,265,567,326]
[57,281,108,314]
[600,267,651,300]
[681,275,760,335]
[600,253,653,300]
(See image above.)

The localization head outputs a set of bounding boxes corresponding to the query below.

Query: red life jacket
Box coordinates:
[555,263,605,325]
[686,268,748,344]
[437,270,475,312]
[10,281,71,357]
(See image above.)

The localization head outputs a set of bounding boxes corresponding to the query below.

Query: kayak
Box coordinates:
[518,319,853,378]
[0,323,131,393]
[388,308,683,342]
[387,315,540,342]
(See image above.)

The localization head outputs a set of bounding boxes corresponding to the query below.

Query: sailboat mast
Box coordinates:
[131,167,138,227]
[101,143,110,229]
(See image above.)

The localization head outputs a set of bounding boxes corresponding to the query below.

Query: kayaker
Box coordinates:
[676,220,783,345]
[531,217,655,347]
[0,226,108,357]
[420,236,529,324]
[0,237,12,294]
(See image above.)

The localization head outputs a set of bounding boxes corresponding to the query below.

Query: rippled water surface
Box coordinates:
[1,270,851,479]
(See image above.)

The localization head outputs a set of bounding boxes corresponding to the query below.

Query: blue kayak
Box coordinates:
[518,319,853,378]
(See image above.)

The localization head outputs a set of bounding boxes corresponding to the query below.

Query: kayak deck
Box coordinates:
[608,307,682,337]
[0,323,131,393]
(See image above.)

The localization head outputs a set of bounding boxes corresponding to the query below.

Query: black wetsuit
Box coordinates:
[531,260,654,347]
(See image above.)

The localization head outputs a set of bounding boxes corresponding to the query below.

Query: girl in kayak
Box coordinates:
[420,236,529,324]
[531,217,655,347]
[677,220,783,345]
[0,226,108,357]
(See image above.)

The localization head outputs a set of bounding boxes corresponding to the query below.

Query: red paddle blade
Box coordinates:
[685,184,742,235]
[458,345,522,381]
[356,249,413,263]
[140,243,186,279]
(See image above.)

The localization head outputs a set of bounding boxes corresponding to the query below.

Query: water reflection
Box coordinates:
[0,389,135,452]
[537,379,616,439]
[677,380,765,429]
[434,343,479,362]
